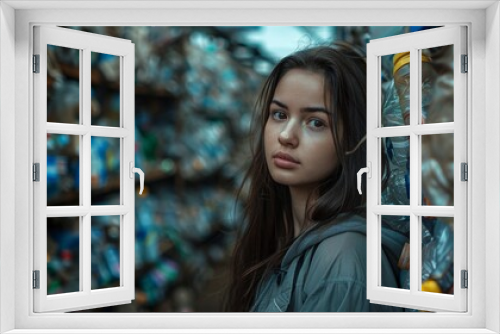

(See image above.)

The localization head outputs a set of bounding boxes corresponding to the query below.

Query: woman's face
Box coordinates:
[264,68,339,190]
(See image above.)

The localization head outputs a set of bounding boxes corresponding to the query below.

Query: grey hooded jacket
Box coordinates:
[250,213,407,312]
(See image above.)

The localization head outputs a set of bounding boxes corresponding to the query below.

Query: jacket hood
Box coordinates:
[280,213,408,269]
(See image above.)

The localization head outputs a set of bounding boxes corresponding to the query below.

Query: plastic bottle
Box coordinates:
[392,51,434,125]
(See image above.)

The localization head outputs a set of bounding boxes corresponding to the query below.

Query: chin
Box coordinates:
[269,171,304,187]
[269,172,293,186]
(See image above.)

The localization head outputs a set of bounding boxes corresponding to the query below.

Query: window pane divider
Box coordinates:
[46,123,130,138]
[90,126,130,138]
[47,206,90,217]
[82,214,91,293]
[90,205,129,216]
[46,206,130,217]
[409,47,421,297]
[412,122,454,135]
[47,123,87,135]
[411,206,455,217]
[373,126,412,138]
[373,205,411,215]
[374,205,454,217]
[373,122,454,138]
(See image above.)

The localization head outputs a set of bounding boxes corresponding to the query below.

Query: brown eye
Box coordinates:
[307,118,326,129]
[271,111,287,120]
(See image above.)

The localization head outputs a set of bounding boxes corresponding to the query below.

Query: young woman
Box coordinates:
[225,44,407,312]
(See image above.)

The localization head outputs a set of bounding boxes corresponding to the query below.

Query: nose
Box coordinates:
[278,121,299,147]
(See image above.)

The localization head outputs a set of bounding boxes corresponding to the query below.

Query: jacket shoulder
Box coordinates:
[305,231,367,285]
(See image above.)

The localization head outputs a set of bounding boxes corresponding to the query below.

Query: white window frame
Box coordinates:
[1,1,499,333]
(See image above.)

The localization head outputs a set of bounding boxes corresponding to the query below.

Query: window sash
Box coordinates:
[366,25,468,312]
[33,25,136,313]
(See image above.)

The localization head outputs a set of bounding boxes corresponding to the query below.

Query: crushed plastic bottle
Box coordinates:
[392,51,434,125]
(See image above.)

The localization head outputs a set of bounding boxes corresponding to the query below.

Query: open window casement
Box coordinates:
[33,26,141,312]
[362,26,467,312]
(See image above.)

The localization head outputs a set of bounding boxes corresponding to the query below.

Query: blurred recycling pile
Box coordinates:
[46,26,277,311]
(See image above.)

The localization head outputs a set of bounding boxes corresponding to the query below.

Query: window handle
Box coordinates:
[357,162,371,195]
[129,161,145,195]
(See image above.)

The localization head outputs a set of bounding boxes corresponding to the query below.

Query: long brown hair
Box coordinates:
[224,43,369,312]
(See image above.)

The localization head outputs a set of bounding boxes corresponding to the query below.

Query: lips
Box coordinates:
[272,152,300,169]
[273,152,300,164]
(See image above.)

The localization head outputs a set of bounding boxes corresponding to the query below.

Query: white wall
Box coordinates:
[2,2,498,332]
[486,2,500,333]
[0,2,16,334]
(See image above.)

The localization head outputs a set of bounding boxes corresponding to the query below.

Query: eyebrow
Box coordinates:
[271,99,330,114]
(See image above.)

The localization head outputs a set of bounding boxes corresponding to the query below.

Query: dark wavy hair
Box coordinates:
[224,43,370,312]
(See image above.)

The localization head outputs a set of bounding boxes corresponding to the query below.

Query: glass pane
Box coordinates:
[91,137,121,205]
[47,134,80,206]
[47,45,80,124]
[381,52,409,127]
[91,216,121,290]
[421,216,454,295]
[47,217,80,294]
[421,45,453,124]
[381,136,410,205]
[421,133,454,206]
[381,215,410,290]
[91,52,121,127]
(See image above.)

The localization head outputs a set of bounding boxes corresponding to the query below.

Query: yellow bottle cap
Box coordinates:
[421,279,443,293]
[393,51,432,75]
